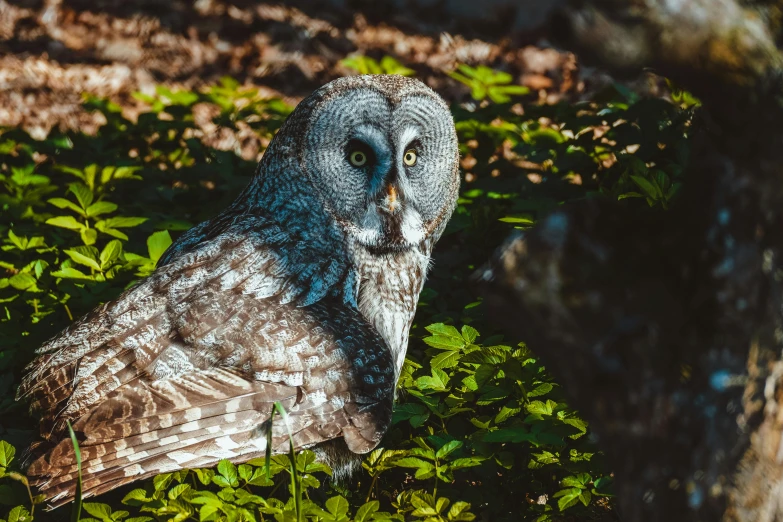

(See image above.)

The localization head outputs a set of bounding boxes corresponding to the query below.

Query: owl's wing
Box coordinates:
[17,218,395,507]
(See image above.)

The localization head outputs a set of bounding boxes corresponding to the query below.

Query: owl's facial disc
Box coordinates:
[303,83,458,254]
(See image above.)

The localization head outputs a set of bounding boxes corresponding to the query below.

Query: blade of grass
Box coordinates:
[274,402,301,522]
[66,421,83,522]
[263,401,301,521]
[265,410,274,481]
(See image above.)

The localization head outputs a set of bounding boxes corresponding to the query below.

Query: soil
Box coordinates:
[0,0,588,140]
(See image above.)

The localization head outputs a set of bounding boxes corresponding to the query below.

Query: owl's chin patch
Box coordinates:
[353,205,426,253]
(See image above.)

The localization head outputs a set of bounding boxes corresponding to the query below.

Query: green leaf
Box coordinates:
[394,458,435,479]
[46,215,85,231]
[629,175,660,200]
[561,472,591,488]
[64,248,101,271]
[189,492,220,506]
[563,417,588,438]
[430,350,462,369]
[86,201,119,218]
[69,183,94,209]
[425,323,462,339]
[193,468,215,486]
[325,496,349,519]
[94,222,129,240]
[168,484,191,500]
[6,506,31,522]
[488,85,529,104]
[6,230,23,250]
[461,325,479,343]
[379,56,415,76]
[416,368,449,391]
[153,473,172,492]
[618,191,644,201]
[217,459,239,487]
[474,364,497,387]
[81,228,98,246]
[340,55,383,75]
[354,501,379,522]
[104,166,143,182]
[48,197,87,217]
[498,216,535,224]
[238,463,252,482]
[8,273,35,291]
[526,400,556,416]
[51,266,93,280]
[579,489,592,507]
[527,383,554,398]
[100,217,148,229]
[198,505,220,522]
[0,441,15,467]
[82,503,112,521]
[447,501,476,521]
[99,240,123,270]
[392,403,429,426]
[423,335,465,350]
[553,487,583,511]
[450,457,484,470]
[147,230,173,264]
[495,404,522,423]
[435,440,462,459]
[121,489,154,506]
[410,492,440,516]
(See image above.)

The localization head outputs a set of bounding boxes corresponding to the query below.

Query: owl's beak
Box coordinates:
[383,184,401,214]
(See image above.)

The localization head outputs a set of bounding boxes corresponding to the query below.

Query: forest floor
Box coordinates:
[0,0,595,143]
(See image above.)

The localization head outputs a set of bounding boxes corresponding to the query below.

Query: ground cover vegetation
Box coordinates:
[0,55,695,521]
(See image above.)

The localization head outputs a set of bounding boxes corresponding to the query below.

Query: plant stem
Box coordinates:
[365,475,379,503]
[7,472,35,516]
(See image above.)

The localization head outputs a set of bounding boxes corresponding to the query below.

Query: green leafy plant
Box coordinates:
[340,56,415,76]
[448,65,529,103]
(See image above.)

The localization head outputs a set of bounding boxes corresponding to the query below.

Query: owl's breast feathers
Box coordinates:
[16,215,398,507]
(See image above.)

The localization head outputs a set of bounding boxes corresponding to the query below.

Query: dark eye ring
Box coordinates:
[346,140,374,168]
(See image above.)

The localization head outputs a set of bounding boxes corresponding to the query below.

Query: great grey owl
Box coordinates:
[16,75,459,506]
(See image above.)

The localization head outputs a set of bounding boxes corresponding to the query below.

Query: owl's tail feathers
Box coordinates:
[26,369,301,509]
[18,348,140,439]
[29,414,272,508]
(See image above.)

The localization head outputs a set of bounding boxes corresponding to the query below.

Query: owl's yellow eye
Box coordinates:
[403,149,417,167]
[349,150,367,167]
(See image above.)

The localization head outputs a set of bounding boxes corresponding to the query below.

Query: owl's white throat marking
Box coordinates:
[354,203,425,252]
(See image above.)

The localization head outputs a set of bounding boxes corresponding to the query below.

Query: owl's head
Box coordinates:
[278,75,459,254]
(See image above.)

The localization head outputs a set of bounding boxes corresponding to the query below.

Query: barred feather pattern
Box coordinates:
[17,74,459,508]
